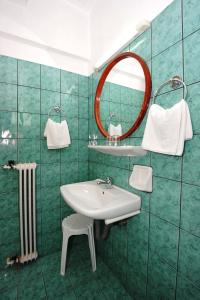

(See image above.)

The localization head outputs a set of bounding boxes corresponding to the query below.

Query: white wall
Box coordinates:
[90,0,173,69]
[0,0,91,74]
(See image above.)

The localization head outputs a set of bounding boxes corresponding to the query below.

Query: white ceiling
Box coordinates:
[8,0,28,6]
[0,0,174,75]
[63,0,97,14]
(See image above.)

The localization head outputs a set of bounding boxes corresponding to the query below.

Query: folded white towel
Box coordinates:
[108,123,122,137]
[44,118,71,149]
[129,165,153,192]
[142,99,193,156]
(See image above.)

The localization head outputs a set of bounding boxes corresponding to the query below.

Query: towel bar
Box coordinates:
[153,75,187,103]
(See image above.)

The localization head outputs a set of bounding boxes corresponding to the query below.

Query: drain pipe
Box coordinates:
[94,220,113,240]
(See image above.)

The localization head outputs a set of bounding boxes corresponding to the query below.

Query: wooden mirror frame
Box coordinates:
[94,52,152,140]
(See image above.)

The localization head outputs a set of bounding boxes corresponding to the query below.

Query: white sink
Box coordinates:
[60,180,141,224]
[88,145,147,156]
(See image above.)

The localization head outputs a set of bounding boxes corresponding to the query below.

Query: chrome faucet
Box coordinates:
[97,177,113,188]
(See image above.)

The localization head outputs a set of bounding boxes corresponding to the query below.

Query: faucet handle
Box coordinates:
[106,176,113,184]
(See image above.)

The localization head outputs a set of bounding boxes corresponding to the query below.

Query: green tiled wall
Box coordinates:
[89,0,200,298]
[0,56,89,268]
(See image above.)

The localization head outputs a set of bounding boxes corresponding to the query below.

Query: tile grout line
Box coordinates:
[175,2,185,298]
[145,22,153,297]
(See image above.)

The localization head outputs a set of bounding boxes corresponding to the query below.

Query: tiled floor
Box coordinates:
[0,239,132,300]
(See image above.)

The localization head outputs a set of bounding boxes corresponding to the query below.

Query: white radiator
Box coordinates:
[15,163,38,263]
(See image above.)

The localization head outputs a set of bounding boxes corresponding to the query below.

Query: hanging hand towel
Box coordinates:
[108,123,122,137]
[142,99,193,156]
[44,118,71,149]
[129,165,153,192]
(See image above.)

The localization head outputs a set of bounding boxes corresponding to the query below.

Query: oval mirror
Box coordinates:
[94,52,152,140]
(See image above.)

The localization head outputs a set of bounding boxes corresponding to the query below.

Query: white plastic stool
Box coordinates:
[60,213,96,276]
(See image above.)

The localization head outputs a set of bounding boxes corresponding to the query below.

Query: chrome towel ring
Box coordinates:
[153,76,188,103]
[48,105,65,117]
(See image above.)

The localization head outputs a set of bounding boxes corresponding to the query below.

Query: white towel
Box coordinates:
[108,123,122,137]
[44,118,71,149]
[129,165,152,192]
[142,99,193,156]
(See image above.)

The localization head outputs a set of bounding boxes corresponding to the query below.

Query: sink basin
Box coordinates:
[60,180,141,224]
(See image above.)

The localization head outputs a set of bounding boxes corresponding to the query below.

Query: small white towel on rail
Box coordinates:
[142,99,193,156]
[129,165,153,192]
[44,118,71,149]
[108,123,122,137]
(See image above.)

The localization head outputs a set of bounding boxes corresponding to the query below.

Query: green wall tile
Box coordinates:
[78,161,89,182]
[41,90,60,115]
[42,209,60,234]
[182,135,200,186]
[152,0,182,56]
[61,70,78,95]
[152,41,183,94]
[179,230,200,288]
[0,168,18,193]
[78,140,88,161]
[61,140,78,163]
[41,187,60,210]
[0,83,17,111]
[0,191,18,219]
[18,60,40,88]
[150,176,181,225]
[61,161,78,184]
[0,217,19,246]
[176,274,200,300]
[41,163,60,188]
[181,183,200,237]
[79,75,89,97]
[147,253,177,300]
[110,83,121,103]
[79,118,88,140]
[187,82,200,134]
[18,112,40,139]
[0,111,17,138]
[183,0,200,38]
[184,29,200,85]
[18,86,40,113]
[0,138,17,163]
[130,28,151,61]
[67,117,78,139]
[150,215,179,268]
[0,56,17,84]
[18,138,40,163]
[78,97,88,119]
[151,152,182,181]
[127,211,149,268]
[41,65,60,92]
[61,93,78,118]
[41,139,60,164]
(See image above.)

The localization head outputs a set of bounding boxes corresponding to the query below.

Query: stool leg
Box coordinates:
[60,232,70,276]
[88,225,96,272]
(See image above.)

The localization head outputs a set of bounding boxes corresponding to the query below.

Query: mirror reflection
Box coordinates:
[100,57,145,137]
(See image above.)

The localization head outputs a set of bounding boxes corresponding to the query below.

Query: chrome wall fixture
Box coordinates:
[153,75,188,102]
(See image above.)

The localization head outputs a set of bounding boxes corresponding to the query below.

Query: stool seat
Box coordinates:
[62,214,93,233]
[60,213,96,276]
